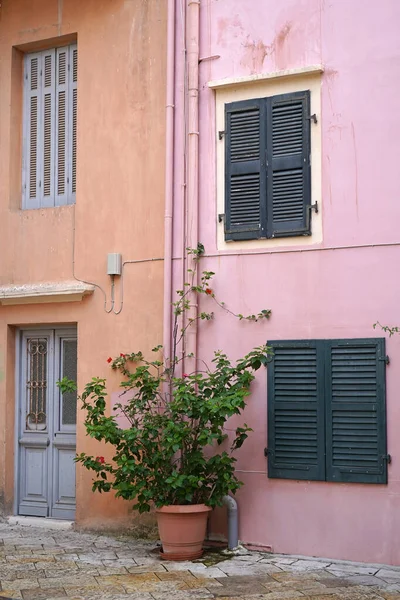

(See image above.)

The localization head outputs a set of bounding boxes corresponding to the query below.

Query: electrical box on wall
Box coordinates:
[107,253,122,276]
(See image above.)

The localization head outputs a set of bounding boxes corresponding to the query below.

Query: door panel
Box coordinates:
[17,328,77,520]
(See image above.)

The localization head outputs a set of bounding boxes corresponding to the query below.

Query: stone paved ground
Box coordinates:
[0,520,399,600]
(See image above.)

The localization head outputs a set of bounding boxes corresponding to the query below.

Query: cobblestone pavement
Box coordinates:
[0,520,399,600]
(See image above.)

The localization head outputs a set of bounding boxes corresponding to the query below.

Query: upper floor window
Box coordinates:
[22,45,77,209]
[224,91,311,241]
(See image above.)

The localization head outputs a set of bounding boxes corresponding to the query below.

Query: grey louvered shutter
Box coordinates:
[266,91,311,238]
[325,339,388,484]
[23,53,42,209]
[41,49,56,208]
[224,99,266,241]
[69,44,78,201]
[267,341,325,481]
[55,46,70,206]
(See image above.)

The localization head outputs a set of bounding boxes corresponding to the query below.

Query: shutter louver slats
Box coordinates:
[230,174,260,225]
[29,96,39,200]
[72,89,77,194]
[272,103,304,156]
[57,90,66,197]
[225,101,266,240]
[56,48,68,205]
[267,92,311,237]
[42,50,55,206]
[326,340,387,484]
[43,94,52,197]
[272,169,304,223]
[267,342,325,481]
[230,112,260,161]
[70,45,78,198]
[31,57,38,90]
[24,54,42,209]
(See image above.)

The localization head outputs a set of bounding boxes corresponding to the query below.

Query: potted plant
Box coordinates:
[58,245,271,560]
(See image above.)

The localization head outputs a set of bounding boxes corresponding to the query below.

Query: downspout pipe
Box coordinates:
[163,0,176,367]
[222,495,239,550]
[185,0,200,371]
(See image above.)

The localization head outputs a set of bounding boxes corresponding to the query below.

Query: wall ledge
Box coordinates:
[0,281,95,305]
[208,65,324,89]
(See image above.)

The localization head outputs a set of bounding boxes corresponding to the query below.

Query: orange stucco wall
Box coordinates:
[0,0,167,528]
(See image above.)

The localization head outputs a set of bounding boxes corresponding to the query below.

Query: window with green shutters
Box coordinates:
[224,91,311,241]
[267,339,389,484]
[22,45,77,209]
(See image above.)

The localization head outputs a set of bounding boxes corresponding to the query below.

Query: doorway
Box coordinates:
[16,328,77,519]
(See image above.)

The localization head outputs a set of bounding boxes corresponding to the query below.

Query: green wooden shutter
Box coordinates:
[224,99,266,241]
[266,91,311,238]
[325,339,388,484]
[267,341,325,481]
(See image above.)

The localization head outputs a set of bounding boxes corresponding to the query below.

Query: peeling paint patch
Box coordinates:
[273,21,293,70]
[241,37,268,74]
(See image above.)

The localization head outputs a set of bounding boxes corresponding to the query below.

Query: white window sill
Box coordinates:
[208,65,324,89]
[0,281,94,305]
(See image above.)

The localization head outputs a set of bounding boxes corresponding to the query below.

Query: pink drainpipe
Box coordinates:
[185,0,200,370]
[163,0,176,366]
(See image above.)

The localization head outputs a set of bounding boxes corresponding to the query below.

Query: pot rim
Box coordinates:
[156,504,212,514]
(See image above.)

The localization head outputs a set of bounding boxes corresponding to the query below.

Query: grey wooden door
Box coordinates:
[17,328,77,520]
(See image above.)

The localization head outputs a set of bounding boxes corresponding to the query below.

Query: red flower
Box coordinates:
[107,357,112,363]
[205,288,213,295]
[96,456,105,464]
[183,373,188,378]
[120,353,126,358]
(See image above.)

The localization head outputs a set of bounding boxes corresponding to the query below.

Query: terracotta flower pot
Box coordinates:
[156,504,212,561]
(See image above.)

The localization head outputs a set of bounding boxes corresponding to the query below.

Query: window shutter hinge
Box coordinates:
[382,454,392,464]
[218,130,225,140]
[264,448,269,457]
[218,213,225,224]
[307,113,318,124]
[308,201,319,214]
[379,355,390,365]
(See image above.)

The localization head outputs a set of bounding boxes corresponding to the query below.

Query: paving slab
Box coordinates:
[0,520,398,599]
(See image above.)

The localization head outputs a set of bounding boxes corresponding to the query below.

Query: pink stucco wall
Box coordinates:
[173,0,400,564]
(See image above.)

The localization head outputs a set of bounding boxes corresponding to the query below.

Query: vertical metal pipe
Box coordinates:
[222,495,239,550]
[163,0,176,367]
[185,0,200,372]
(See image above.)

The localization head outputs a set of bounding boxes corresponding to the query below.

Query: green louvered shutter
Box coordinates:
[267,341,325,480]
[266,91,311,238]
[325,339,388,484]
[224,99,266,240]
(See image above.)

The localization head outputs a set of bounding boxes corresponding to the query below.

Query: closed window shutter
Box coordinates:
[325,339,388,484]
[266,91,311,238]
[41,50,56,208]
[224,99,266,241]
[267,341,325,481]
[55,47,69,206]
[23,54,42,209]
[69,44,78,200]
